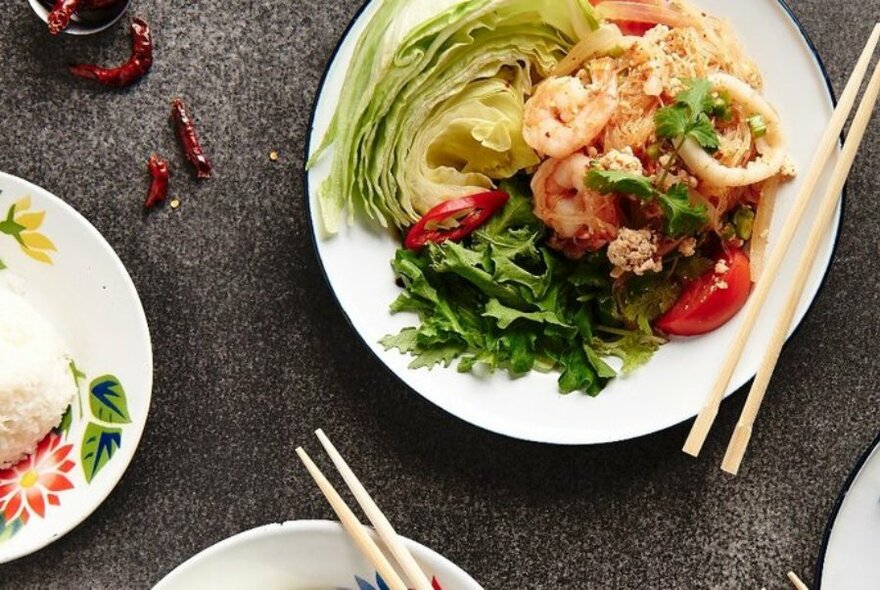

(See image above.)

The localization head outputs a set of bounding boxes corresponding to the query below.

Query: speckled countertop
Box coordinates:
[0,1,878,588]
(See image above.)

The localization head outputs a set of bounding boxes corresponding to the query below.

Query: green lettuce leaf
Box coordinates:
[482,298,572,331]
[309,0,600,233]
[592,333,662,375]
[380,184,660,395]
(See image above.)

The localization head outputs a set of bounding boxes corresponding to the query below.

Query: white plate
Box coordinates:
[816,434,880,589]
[153,520,482,590]
[306,0,841,444]
[0,173,152,562]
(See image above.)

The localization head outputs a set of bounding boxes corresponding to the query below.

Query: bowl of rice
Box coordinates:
[0,172,152,563]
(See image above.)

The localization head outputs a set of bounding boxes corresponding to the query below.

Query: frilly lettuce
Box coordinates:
[309,0,599,233]
[378,178,661,395]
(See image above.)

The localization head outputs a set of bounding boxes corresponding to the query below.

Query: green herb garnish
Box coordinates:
[586,170,709,238]
[585,170,655,201]
[654,79,721,152]
[748,114,768,138]
[658,184,708,237]
[733,207,756,240]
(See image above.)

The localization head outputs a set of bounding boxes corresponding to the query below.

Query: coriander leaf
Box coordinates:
[688,113,720,151]
[655,79,720,151]
[482,299,572,331]
[659,184,709,237]
[676,78,713,116]
[654,105,690,140]
[585,170,655,200]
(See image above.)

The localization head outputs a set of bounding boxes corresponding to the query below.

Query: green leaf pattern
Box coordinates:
[80,422,123,484]
[79,373,129,482]
[89,376,132,424]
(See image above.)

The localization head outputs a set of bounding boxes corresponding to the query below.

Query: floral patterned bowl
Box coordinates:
[0,172,152,563]
[153,520,482,590]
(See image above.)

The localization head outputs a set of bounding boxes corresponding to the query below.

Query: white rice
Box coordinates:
[0,281,76,468]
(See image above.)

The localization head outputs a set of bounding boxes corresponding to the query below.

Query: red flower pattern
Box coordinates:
[0,432,75,525]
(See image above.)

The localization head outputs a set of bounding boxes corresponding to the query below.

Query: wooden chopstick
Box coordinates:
[315,429,434,590]
[295,447,409,590]
[787,571,810,590]
[721,50,880,474]
[682,23,880,458]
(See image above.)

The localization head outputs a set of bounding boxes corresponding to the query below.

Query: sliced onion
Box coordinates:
[552,24,632,77]
[596,1,693,28]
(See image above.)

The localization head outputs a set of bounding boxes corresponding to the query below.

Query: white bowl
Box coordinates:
[27,0,131,36]
[153,520,483,590]
[305,0,842,444]
[815,433,880,589]
[0,172,152,562]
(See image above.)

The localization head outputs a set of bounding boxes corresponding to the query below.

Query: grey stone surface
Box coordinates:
[0,1,878,588]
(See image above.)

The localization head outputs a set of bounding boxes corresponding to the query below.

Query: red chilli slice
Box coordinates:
[404,191,509,250]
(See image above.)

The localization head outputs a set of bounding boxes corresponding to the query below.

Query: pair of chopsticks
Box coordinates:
[297,430,435,590]
[683,23,880,474]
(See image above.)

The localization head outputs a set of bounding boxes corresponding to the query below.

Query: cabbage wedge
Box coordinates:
[309,0,599,233]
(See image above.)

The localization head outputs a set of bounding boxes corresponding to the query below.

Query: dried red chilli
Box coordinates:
[68,18,153,87]
[47,0,81,35]
[171,98,212,179]
[45,0,120,34]
[145,154,170,210]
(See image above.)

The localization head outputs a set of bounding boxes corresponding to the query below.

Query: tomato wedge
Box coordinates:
[404,191,509,250]
[655,248,752,336]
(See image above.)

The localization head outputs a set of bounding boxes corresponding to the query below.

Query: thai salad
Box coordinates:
[309,0,794,395]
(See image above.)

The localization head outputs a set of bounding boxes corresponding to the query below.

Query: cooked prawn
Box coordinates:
[530,153,621,258]
[522,67,618,159]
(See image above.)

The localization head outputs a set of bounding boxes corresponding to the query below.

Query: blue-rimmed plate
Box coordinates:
[815,433,880,589]
[305,0,842,444]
